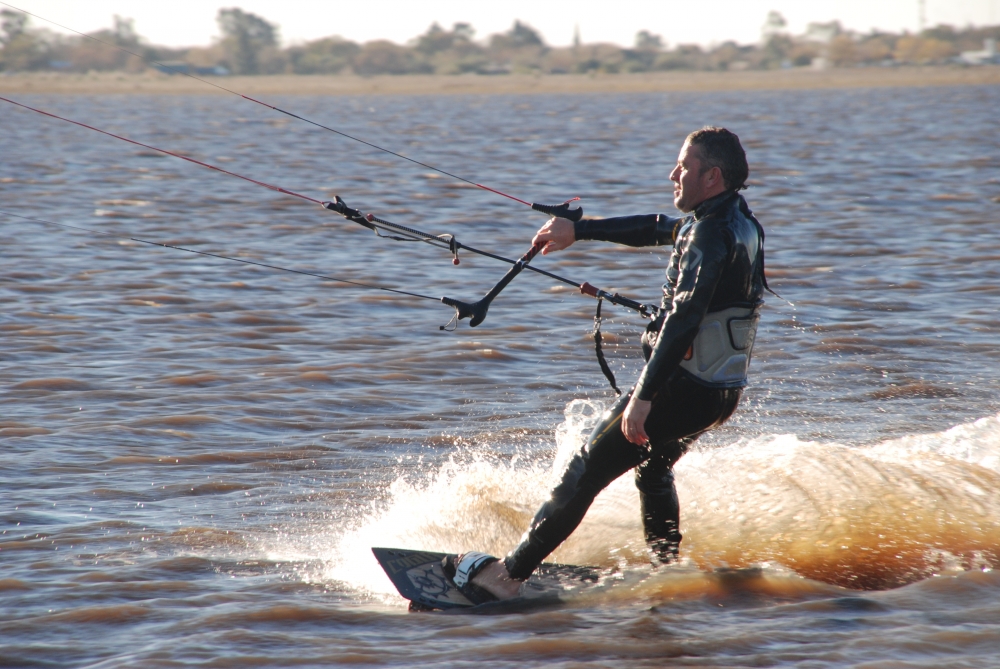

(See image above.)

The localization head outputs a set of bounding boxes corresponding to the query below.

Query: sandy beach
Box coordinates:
[1,65,998,95]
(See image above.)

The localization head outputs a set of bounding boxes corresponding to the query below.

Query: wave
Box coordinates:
[324,404,1000,598]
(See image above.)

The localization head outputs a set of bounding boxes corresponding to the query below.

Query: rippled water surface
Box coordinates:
[3,83,1000,667]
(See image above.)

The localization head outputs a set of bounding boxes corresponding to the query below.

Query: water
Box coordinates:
[2,83,1000,667]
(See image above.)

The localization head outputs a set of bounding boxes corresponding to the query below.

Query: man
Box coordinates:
[448,127,768,603]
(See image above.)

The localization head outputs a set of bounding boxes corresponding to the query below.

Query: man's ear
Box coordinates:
[705,165,723,188]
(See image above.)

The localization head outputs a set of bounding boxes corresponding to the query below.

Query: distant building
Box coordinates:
[154,61,229,76]
[959,39,999,65]
[804,21,840,44]
[804,21,841,70]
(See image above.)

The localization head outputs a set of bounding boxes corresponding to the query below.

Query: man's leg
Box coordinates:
[503,390,646,580]
[635,439,692,564]
[637,376,743,564]
[475,377,744,597]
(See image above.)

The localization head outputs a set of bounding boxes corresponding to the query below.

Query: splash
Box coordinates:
[323,408,1000,597]
[320,399,637,598]
[682,414,1000,588]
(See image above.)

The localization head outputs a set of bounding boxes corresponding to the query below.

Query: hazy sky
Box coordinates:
[7,0,1000,48]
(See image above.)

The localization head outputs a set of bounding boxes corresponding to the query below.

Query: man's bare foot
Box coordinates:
[471,560,522,600]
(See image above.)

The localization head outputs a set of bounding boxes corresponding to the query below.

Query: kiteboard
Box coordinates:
[372,547,605,611]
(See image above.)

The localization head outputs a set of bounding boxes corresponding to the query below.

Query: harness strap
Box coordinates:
[738,195,783,301]
[593,298,622,396]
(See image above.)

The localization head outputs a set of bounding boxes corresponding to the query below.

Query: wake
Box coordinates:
[326,405,1000,595]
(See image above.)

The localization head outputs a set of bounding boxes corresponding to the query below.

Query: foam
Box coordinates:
[320,407,1000,596]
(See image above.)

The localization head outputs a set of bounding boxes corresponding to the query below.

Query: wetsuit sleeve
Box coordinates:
[634,221,733,401]
[574,214,681,247]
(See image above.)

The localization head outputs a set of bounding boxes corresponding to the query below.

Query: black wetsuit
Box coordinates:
[504,190,766,579]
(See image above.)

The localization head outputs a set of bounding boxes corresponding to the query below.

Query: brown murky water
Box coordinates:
[2,84,1000,667]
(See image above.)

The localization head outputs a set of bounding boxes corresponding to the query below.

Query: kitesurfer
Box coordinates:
[448,127,768,602]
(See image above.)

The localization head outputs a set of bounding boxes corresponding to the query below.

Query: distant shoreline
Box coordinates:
[2,66,998,95]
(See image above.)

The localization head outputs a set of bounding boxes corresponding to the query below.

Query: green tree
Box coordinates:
[761,10,787,41]
[287,37,359,74]
[490,20,545,50]
[353,40,430,75]
[635,30,663,50]
[627,30,664,71]
[759,34,793,68]
[410,22,485,74]
[0,9,48,71]
[509,20,544,47]
[413,22,476,54]
[856,33,894,64]
[112,15,139,47]
[65,15,145,71]
[217,7,279,74]
[654,44,706,71]
[1,8,27,45]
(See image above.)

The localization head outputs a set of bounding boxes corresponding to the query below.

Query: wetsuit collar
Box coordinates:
[693,190,738,220]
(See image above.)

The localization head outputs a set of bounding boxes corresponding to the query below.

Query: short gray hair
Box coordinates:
[686,127,749,191]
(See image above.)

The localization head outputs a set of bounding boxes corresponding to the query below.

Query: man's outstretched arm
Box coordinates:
[534,214,682,255]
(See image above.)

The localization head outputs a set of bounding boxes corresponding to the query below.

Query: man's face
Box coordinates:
[669,141,713,213]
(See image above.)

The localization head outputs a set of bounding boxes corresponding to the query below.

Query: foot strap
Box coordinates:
[442,552,499,605]
[453,552,497,588]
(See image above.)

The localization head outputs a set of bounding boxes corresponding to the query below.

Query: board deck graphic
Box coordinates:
[372,547,604,611]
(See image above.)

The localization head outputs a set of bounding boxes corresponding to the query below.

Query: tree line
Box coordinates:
[1,7,998,75]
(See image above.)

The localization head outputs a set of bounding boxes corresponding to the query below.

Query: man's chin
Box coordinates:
[673,196,692,213]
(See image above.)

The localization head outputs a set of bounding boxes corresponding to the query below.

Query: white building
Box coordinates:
[959,38,999,65]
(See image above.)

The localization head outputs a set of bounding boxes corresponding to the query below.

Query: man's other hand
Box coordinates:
[622,397,652,445]
[532,216,576,255]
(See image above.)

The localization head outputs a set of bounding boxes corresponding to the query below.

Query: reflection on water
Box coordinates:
[2,84,1000,667]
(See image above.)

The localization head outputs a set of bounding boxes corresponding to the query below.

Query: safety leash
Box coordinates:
[592,299,622,396]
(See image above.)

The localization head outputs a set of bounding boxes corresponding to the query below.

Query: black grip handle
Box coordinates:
[322,196,375,230]
[580,282,659,319]
[441,242,545,328]
[531,199,583,222]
